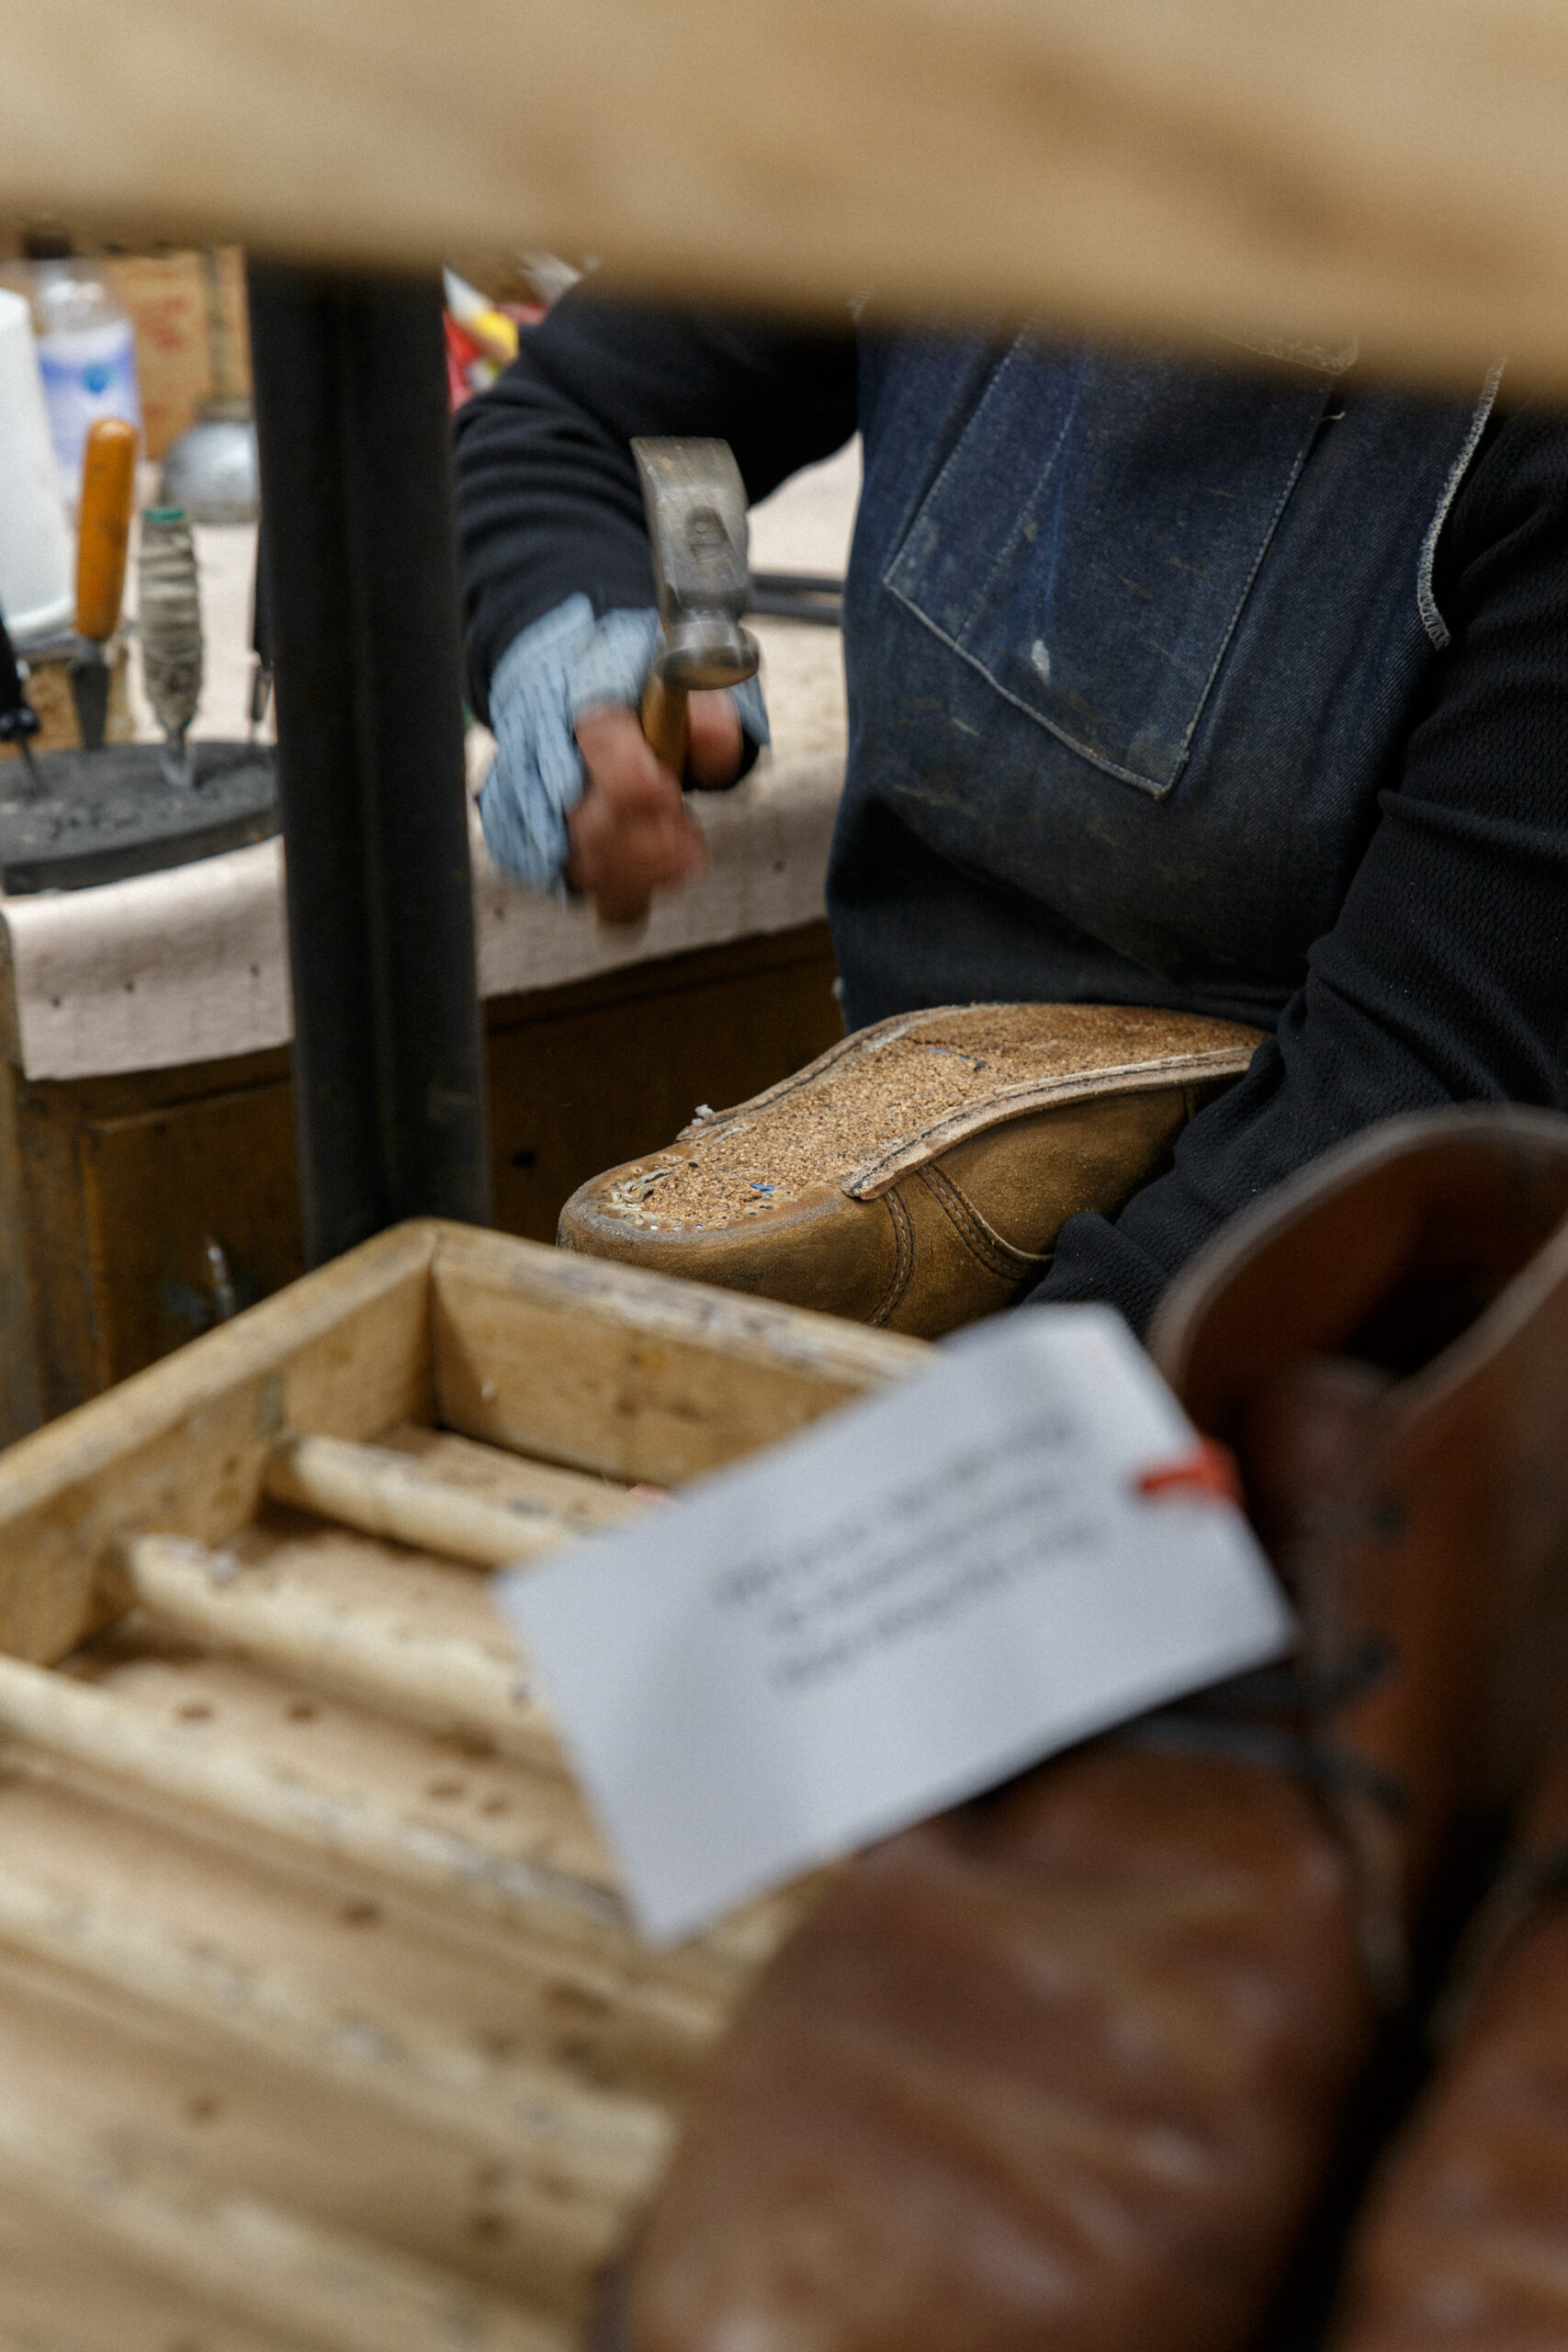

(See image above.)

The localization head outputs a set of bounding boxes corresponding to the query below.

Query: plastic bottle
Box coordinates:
[0,288,73,639]
[25,254,142,506]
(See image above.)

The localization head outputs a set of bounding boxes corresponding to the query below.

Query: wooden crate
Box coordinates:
[0,1220,923,2350]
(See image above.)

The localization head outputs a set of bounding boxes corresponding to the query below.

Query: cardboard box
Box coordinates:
[102,250,212,459]
[210,244,252,401]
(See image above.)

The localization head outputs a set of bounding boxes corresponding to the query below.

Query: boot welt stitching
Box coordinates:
[671,1002,1050,1146]
[869,1190,917,1327]
[671,1006,1256,1180]
[847,1049,1256,1199]
[919,1164,1053,1280]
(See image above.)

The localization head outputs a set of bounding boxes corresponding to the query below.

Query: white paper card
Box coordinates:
[498,1306,1292,1944]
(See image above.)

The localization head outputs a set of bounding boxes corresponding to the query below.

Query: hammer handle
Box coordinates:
[640,670,689,777]
[74,419,140,644]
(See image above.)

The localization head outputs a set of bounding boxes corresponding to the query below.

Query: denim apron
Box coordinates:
[829,334,1497,1032]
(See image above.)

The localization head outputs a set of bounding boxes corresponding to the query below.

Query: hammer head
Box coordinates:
[632,437,759,691]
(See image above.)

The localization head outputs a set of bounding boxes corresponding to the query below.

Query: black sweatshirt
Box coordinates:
[455,296,1568,1333]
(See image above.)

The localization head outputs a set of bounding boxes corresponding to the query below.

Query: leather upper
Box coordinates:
[623,1108,1568,2352]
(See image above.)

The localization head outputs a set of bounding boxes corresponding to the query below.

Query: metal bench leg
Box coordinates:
[249,265,491,1263]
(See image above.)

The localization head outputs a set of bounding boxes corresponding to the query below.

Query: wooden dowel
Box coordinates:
[265,1434,589,1566]
[0,1654,736,2001]
[0,2093,570,2352]
[126,1532,560,1766]
[0,1854,671,2225]
[119,1535,813,1982]
[377,1423,644,1531]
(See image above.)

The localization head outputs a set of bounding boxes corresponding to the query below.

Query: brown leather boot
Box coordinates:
[620,1108,1568,2352]
[1325,1683,1568,2350]
[559,1002,1260,1337]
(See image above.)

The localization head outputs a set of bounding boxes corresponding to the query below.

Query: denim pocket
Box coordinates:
[883,340,1331,797]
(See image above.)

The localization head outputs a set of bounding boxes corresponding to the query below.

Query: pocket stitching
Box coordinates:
[884,582,1181,796]
[962,342,1086,619]
[881,352,1328,796]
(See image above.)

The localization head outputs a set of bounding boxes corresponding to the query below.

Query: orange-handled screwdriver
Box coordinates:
[71,416,140,752]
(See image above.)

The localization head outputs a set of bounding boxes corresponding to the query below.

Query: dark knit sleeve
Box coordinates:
[454,287,859,714]
[1032,407,1568,1334]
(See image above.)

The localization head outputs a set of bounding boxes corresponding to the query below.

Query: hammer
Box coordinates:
[596,437,758,926]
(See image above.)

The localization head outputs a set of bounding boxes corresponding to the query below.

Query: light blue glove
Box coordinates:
[478,594,771,896]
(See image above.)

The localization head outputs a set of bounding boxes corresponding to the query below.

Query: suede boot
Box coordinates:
[620,1108,1568,2352]
[560,1002,1259,1337]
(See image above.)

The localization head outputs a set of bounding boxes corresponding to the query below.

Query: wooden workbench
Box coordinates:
[0,605,850,1441]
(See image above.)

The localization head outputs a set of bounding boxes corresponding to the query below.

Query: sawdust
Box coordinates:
[598,1003,1246,1229]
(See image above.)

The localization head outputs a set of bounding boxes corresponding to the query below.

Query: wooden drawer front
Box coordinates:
[80,1080,305,1387]
[2,922,841,1432]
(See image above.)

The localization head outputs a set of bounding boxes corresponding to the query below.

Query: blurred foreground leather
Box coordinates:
[560,1002,1260,1337]
[1327,1673,1568,2350]
[624,1108,1568,2352]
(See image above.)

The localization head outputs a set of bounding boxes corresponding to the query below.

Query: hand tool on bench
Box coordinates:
[137,503,203,789]
[0,492,273,889]
[69,416,139,752]
[0,601,42,791]
[594,437,759,927]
